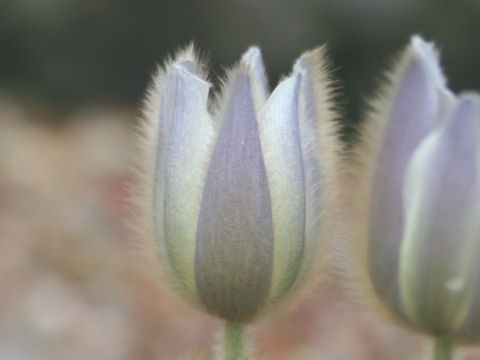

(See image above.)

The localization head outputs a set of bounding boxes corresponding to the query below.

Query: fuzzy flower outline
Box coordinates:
[135,44,339,322]
[349,35,480,341]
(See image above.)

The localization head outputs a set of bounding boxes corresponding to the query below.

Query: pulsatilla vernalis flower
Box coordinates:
[138,45,338,322]
[352,35,480,340]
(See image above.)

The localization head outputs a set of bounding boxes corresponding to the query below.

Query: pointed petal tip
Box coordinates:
[241,46,262,63]
[410,34,435,54]
[236,45,269,105]
[240,45,265,75]
[162,43,211,86]
[172,61,211,89]
[164,45,211,91]
[293,46,326,73]
[407,35,446,90]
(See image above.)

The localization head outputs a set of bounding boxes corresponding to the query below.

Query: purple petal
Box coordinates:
[152,52,215,298]
[399,94,480,333]
[195,69,274,321]
[368,36,449,312]
[259,71,306,302]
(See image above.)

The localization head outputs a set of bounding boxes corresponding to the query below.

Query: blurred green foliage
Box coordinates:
[1,0,480,125]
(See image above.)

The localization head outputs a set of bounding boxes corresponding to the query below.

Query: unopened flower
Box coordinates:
[350,35,480,342]
[136,45,339,323]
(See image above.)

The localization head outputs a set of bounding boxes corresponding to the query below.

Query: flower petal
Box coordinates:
[399,94,480,333]
[195,67,274,321]
[151,49,216,299]
[367,36,450,311]
[259,69,306,302]
[292,48,336,291]
[241,46,269,107]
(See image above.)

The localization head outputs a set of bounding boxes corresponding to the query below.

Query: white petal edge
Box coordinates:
[292,48,333,288]
[154,56,217,300]
[259,71,306,302]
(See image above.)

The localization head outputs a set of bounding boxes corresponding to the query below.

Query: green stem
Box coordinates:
[224,322,245,360]
[433,337,454,360]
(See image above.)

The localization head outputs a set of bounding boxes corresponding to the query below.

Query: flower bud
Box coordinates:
[350,35,480,341]
[137,45,338,322]
[400,94,480,335]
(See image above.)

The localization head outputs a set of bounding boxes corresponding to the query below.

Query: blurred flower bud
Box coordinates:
[350,35,480,341]
[136,45,339,322]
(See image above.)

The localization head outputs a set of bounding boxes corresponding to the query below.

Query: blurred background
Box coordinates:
[1,0,480,359]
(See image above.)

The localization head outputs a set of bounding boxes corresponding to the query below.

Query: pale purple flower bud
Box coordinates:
[351,35,480,340]
[400,94,480,336]
[136,45,339,322]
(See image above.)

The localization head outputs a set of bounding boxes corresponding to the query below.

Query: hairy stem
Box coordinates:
[224,322,245,360]
[433,337,454,360]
